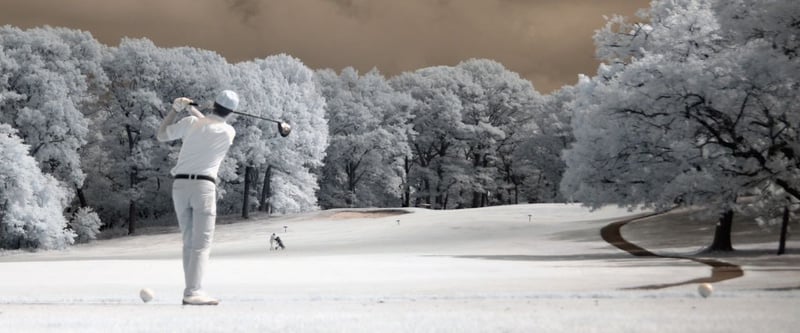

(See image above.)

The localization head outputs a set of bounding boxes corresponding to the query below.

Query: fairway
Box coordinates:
[1,204,798,332]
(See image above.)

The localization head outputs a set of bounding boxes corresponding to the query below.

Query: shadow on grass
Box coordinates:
[433,212,756,291]
[600,218,744,290]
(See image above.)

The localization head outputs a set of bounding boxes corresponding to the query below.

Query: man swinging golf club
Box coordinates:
[157,90,238,306]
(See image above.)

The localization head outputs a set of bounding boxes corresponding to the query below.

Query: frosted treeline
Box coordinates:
[0,28,332,248]
[1,0,797,250]
[0,27,562,250]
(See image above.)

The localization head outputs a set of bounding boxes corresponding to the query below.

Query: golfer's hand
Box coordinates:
[172,97,193,112]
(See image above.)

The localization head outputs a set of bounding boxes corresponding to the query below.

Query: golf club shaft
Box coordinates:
[188,102,282,124]
[230,110,282,124]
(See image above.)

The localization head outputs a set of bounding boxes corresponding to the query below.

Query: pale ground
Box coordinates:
[0,204,798,332]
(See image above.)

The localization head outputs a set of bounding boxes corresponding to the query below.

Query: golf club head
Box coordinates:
[278,122,292,137]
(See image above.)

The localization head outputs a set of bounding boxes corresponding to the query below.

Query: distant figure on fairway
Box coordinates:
[269,233,276,251]
[274,236,285,250]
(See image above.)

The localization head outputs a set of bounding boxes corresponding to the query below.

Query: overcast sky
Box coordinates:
[0,0,649,93]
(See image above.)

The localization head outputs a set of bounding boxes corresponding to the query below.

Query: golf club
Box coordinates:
[189,102,292,137]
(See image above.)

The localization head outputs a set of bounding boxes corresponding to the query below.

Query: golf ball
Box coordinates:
[698,283,713,298]
[139,288,155,303]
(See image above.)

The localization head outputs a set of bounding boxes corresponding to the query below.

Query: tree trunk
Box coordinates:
[259,166,272,213]
[0,199,7,239]
[709,209,734,252]
[128,200,136,235]
[126,125,137,235]
[127,170,137,235]
[778,205,789,255]
[423,179,432,208]
[472,191,482,208]
[242,166,253,219]
[402,157,411,208]
[75,185,88,208]
[514,183,519,205]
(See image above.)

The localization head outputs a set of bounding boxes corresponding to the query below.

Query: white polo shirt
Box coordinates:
[163,115,236,177]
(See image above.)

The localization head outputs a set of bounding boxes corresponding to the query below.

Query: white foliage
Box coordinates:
[562,0,800,217]
[69,207,103,243]
[315,67,412,208]
[0,123,75,250]
[221,54,328,214]
[0,26,107,188]
[87,38,234,228]
[391,59,546,208]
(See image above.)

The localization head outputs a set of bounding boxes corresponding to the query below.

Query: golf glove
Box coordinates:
[172,97,193,112]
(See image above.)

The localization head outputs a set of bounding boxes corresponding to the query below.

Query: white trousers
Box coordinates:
[171,179,217,297]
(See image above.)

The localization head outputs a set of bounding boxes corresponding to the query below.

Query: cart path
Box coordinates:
[600,215,744,290]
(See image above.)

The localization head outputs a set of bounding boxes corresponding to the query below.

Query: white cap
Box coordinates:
[215,90,239,111]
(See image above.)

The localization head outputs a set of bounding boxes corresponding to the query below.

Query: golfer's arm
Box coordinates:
[157,110,180,142]
[187,106,205,119]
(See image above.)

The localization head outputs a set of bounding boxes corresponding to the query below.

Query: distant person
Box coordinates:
[275,235,285,250]
[157,90,239,306]
[269,233,277,251]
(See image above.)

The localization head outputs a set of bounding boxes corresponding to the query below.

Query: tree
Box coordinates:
[514,84,575,203]
[391,60,547,208]
[0,25,107,207]
[454,59,544,206]
[70,207,102,243]
[220,54,328,216]
[561,0,800,251]
[391,66,469,208]
[315,67,412,208]
[0,124,75,250]
[90,38,231,233]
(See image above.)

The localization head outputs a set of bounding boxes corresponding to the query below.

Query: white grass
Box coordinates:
[1,204,798,332]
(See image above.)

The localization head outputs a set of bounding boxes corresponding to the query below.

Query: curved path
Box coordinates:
[601,215,744,290]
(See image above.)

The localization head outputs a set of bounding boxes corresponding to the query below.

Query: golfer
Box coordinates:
[157,90,238,305]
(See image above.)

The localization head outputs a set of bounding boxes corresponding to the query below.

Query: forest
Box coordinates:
[0,0,797,250]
